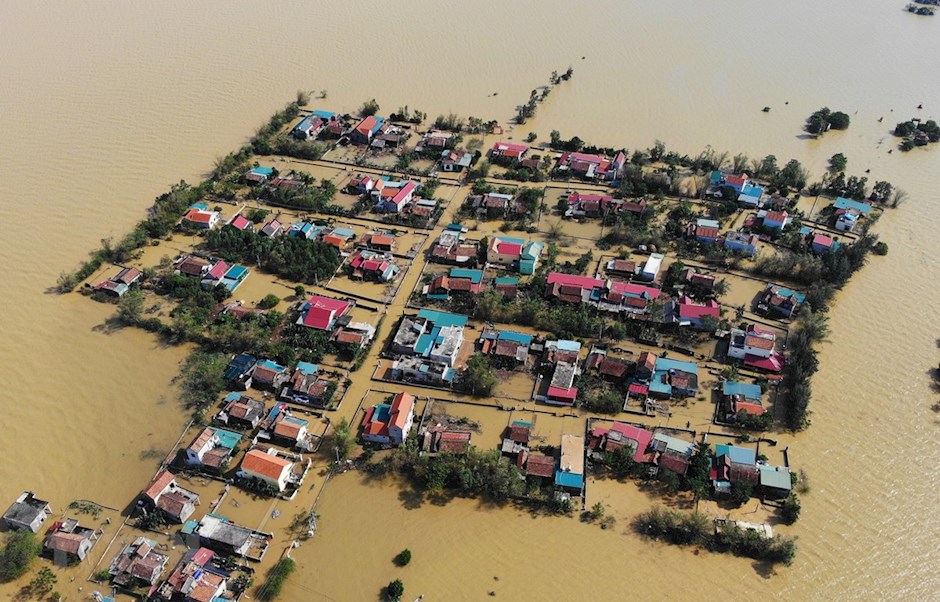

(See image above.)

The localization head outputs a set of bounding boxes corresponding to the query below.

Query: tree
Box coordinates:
[118,288,145,324]
[828,153,847,174]
[780,493,801,524]
[459,355,497,396]
[360,98,380,117]
[394,549,412,566]
[386,579,405,601]
[332,417,353,461]
[729,482,753,507]
[0,531,42,582]
[828,111,850,130]
[258,294,280,309]
[28,566,57,594]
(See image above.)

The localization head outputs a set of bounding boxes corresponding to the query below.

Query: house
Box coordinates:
[526,453,555,479]
[416,130,455,152]
[640,253,664,282]
[391,309,468,367]
[543,340,581,406]
[330,319,377,352]
[721,381,765,419]
[271,172,305,190]
[476,192,513,219]
[833,196,873,215]
[109,536,170,589]
[605,258,637,279]
[591,279,661,315]
[349,115,386,145]
[425,429,472,454]
[555,434,585,492]
[189,514,270,561]
[217,393,266,430]
[94,266,143,297]
[390,356,456,386]
[565,192,615,218]
[184,427,242,471]
[487,236,525,266]
[229,214,253,232]
[679,267,716,292]
[259,218,282,237]
[349,174,377,195]
[2,492,52,533]
[280,361,334,406]
[651,433,695,476]
[361,392,416,446]
[361,232,395,253]
[287,221,324,240]
[689,218,721,245]
[480,328,533,365]
[710,170,749,193]
[590,422,653,463]
[728,324,784,372]
[157,547,227,602]
[323,226,356,249]
[835,208,861,232]
[545,272,605,304]
[349,249,399,282]
[762,210,789,231]
[239,448,295,492]
[519,241,544,275]
[248,359,289,391]
[223,353,256,385]
[245,166,274,184]
[649,357,699,398]
[424,268,483,299]
[723,231,760,257]
[297,295,353,330]
[556,151,625,181]
[757,284,805,318]
[270,412,315,451]
[634,351,658,383]
[140,469,200,524]
[375,180,417,213]
[489,141,529,165]
[493,276,519,298]
[440,149,474,172]
[44,519,97,562]
[738,182,765,207]
[671,295,721,329]
[291,114,326,140]
[759,466,793,499]
[810,233,835,254]
[181,208,221,230]
[711,444,760,495]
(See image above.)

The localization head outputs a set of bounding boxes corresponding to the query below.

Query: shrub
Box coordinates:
[257,557,296,601]
[0,531,42,582]
[386,578,405,601]
[258,294,280,309]
[780,493,802,524]
[873,241,888,255]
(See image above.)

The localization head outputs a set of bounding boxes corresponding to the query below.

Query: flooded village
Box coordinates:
[3,94,897,601]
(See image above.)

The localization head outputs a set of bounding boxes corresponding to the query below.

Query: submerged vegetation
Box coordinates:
[805,107,850,135]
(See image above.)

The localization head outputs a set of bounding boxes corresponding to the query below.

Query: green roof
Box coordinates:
[760,466,792,490]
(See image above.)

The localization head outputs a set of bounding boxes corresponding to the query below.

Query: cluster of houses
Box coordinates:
[589,422,792,499]
[545,267,664,317]
[486,141,627,183]
[686,217,761,257]
[563,191,647,220]
[347,174,435,216]
[295,294,376,353]
[175,255,250,293]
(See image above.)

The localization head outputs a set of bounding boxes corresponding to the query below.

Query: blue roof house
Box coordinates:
[833,197,873,214]
[519,242,544,275]
[722,381,763,402]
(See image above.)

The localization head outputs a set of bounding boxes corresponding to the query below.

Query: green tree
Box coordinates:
[386,579,405,601]
[28,566,57,594]
[360,98,380,117]
[0,531,42,582]
[459,355,498,396]
[828,153,847,174]
[118,288,145,324]
[332,417,353,461]
[394,548,412,566]
[258,294,280,309]
[780,493,801,524]
[828,111,850,130]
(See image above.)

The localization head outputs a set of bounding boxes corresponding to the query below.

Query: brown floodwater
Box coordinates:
[2,0,939,600]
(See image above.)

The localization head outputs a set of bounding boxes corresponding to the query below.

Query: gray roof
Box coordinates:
[3,492,51,528]
[197,515,251,549]
[760,466,792,491]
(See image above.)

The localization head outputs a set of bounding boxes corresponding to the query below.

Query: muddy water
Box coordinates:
[2,0,939,600]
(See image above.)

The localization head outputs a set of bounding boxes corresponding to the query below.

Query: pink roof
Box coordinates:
[765,210,788,223]
[362,259,384,271]
[231,215,252,230]
[547,272,604,289]
[812,234,834,247]
[609,281,661,300]
[206,261,229,280]
[726,174,748,187]
[609,423,653,462]
[628,383,649,397]
[678,296,720,320]
[391,181,417,206]
[547,386,578,401]
[569,192,613,205]
[496,242,523,256]
[745,351,784,373]
[562,151,607,165]
[302,295,352,330]
[492,141,528,155]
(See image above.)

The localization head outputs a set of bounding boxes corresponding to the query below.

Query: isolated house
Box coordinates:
[181,208,221,230]
[361,392,416,446]
[44,519,97,562]
[489,141,529,165]
[2,492,52,533]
